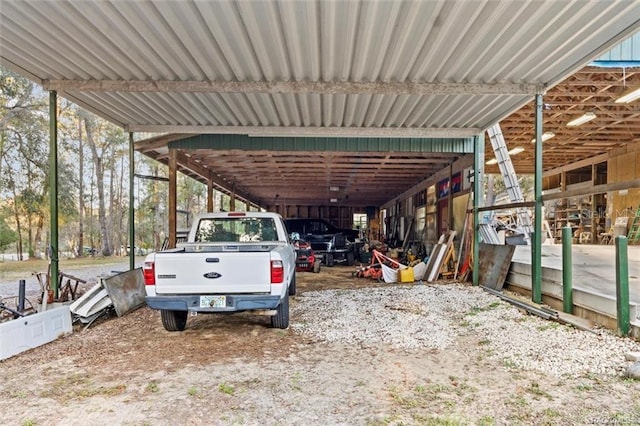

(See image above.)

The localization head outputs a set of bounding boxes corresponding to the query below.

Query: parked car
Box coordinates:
[283,218,361,266]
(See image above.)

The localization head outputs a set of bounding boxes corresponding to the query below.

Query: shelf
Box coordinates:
[551,196,599,244]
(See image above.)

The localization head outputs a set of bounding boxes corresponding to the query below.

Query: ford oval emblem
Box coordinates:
[203,272,222,279]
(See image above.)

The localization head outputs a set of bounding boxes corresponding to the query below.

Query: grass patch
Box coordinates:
[145,381,159,393]
[537,322,561,331]
[0,256,143,280]
[8,390,29,398]
[468,302,501,316]
[477,416,496,426]
[503,358,518,369]
[218,382,235,395]
[39,375,126,400]
[290,372,303,390]
[526,382,553,400]
[576,383,593,392]
[407,414,466,425]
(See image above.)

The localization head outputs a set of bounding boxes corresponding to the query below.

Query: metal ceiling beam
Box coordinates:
[128,125,480,139]
[44,79,545,96]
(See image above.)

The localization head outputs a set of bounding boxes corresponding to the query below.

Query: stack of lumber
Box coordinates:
[424,231,457,282]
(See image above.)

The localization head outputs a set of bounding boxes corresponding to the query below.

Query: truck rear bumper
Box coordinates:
[145,294,281,312]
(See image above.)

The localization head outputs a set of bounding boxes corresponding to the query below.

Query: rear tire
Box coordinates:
[325,253,335,267]
[270,295,289,329]
[161,309,188,332]
[346,251,355,266]
[288,271,297,296]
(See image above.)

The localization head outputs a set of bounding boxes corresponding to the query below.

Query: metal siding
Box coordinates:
[168,135,473,153]
[595,31,640,61]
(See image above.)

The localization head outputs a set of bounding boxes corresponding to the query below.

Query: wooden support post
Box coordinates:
[168,149,177,249]
[207,174,214,213]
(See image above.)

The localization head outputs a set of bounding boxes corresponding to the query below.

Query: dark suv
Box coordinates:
[284,218,360,266]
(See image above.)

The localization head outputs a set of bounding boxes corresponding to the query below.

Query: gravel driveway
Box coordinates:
[1,266,639,425]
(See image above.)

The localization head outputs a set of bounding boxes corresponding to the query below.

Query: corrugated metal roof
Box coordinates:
[2,1,640,207]
[2,1,639,134]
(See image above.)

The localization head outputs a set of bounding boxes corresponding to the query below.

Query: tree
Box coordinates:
[0,212,16,252]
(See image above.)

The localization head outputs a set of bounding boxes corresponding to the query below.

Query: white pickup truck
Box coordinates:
[143,211,296,331]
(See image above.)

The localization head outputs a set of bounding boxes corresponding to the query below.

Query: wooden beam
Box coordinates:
[542,179,640,201]
[542,153,609,177]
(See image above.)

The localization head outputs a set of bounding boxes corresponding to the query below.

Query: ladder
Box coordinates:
[627,207,640,244]
[487,124,533,244]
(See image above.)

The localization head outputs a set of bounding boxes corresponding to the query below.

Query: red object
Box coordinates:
[271,260,284,283]
[143,261,155,285]
[294,240,320,273]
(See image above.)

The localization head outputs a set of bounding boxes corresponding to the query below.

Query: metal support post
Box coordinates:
[532,94,543,303]
[472,133,484,286]
[129,132,135,271]
[562,226,573,313]
[17,279,26,317]
[49,90,59,297]
[615,235,630,336]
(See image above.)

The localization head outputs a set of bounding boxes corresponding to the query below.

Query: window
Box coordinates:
[195,217,277,242]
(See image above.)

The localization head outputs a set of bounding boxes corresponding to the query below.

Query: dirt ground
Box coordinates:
[1,264,640,426]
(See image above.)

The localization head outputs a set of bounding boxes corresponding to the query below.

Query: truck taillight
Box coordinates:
[271,260,284,283]
[143,261,155,285]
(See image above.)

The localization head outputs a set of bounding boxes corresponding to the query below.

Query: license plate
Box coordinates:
[200,295,226,308]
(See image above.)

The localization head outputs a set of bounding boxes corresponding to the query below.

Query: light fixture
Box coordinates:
[508,146,525,155]
[615,87,640,103]
[531,132,555,143]
[329,186,339,192]
[330,198,338,203]
[486,158,498,165]
[567,112,596,127]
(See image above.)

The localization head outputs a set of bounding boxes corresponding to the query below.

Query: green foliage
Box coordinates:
[1,66,210,256]
[218,382,235,395]
[0,212,17,251]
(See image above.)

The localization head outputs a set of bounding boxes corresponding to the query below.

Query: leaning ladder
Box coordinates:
[487,124,533,244]
[627,206,640,244]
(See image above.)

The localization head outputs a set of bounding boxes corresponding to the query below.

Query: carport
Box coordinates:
[1,1,640,303]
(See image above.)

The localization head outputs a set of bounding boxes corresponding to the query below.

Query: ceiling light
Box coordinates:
[615,87,640,103]
[329,186,339,192]
[508,146,525,155]
[330,198,338,203]
[567,112,596,127]
[531,132,555,143]
[486,158,498,165]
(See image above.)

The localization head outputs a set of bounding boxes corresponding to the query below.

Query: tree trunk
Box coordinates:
[83,117,112,256]
[78,116,84,257]
[10,178,23,261]
[118,155,125,254]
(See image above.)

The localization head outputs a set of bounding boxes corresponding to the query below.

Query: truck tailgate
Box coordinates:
[154,251,272,294]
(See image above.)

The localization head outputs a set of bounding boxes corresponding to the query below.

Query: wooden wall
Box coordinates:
[607,140,640,224]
